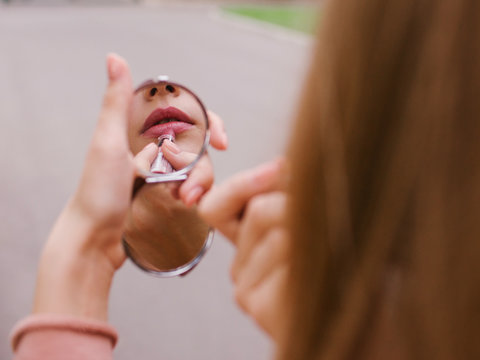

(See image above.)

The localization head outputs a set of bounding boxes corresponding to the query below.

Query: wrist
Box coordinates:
[33,253,114,321]
[33,202,124,321]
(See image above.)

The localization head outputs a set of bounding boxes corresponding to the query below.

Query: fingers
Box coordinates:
[133,143,158,174]
[234,264,289,340]
[207,110,228,150]
[233,227,289,288]
[199,158,286,240]
[178,155,215,207]
[231,192,287,279]
[161,140,197,170]
[161,140,215,207]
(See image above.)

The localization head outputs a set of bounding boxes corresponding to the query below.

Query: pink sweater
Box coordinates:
[10,314,117,360]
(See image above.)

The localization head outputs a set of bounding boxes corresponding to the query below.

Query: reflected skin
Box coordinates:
[129,80,226,205]
[128,82,207,158]
[124,182,210,271]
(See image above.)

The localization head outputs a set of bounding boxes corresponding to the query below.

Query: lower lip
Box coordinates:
[142,122,193,138]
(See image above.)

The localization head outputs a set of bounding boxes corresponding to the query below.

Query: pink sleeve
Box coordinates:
[10,314,118,360]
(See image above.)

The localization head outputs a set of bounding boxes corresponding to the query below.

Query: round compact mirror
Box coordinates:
[123,76,212,277]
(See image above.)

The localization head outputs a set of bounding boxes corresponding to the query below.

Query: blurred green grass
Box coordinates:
[222,5,319,35]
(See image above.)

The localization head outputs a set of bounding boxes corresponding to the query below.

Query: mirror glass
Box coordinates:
[128,76,209,181]
[123,77,212,277]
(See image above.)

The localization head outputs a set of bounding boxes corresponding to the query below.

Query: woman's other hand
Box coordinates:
[199,159,290,342]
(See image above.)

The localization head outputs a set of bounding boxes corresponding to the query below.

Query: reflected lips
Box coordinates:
[141,106,193,138]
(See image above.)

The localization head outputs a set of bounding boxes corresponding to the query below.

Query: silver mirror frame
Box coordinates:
[124,76,213,277]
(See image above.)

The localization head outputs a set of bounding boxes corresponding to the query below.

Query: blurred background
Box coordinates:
[0,1,318,358]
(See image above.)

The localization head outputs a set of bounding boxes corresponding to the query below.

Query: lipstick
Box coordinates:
[151,134,175,174]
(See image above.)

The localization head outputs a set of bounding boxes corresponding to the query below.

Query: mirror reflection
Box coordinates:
[128,78,208,177]
[123,182,211,275]
[123,78,212,276]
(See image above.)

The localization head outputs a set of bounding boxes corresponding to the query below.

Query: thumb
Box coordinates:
[96,53,133,137]
[207,110,228,150]
[162,140,198,170]
[133,142,158,173]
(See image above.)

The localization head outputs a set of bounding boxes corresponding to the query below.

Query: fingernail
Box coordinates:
[107,53,122,80]
[145,142,157,152]
[185,186,204,206]
[163,140,181,154]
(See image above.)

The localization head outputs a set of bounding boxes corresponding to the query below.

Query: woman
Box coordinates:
[9,54,228,359]
[11,0,480,359]
[205,0,480,359]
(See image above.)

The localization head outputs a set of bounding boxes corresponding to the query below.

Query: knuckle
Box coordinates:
[200,173,214,191]
[271,191,287,205]
[102,84,129,109]
[230,262,239,283]
[192,159,214,188]
[267,227,287,245]
[248,297,263,320]
[266,228,290,260]
[134,158,150,172]
[197,196,216,224]
[197,201,210,220]
[102,92,116,109]
[90,132,125,156]
[233,286,247,311]
[244,196,267,222]
[229,170,251,192]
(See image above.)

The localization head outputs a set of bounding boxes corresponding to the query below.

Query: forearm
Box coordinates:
[33,201,122,321]
[11,205,121,358]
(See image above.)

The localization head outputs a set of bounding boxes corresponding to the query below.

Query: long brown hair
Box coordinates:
[282,0,480,359]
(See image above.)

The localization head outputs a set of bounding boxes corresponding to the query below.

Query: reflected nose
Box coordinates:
[143,83,180,101]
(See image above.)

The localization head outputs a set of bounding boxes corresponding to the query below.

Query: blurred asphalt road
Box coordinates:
[0,4,311,360]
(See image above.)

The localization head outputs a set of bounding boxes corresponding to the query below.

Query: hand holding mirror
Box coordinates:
[123,76,215,277]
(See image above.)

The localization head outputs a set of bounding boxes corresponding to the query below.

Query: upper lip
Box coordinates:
[140,106,193,134]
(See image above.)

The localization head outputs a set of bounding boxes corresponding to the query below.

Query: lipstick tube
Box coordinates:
[150,134,175,174]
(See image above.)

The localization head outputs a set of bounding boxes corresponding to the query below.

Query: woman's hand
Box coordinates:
[33,54,227,321]
[199,159,290,342]
[33,54,137,321]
